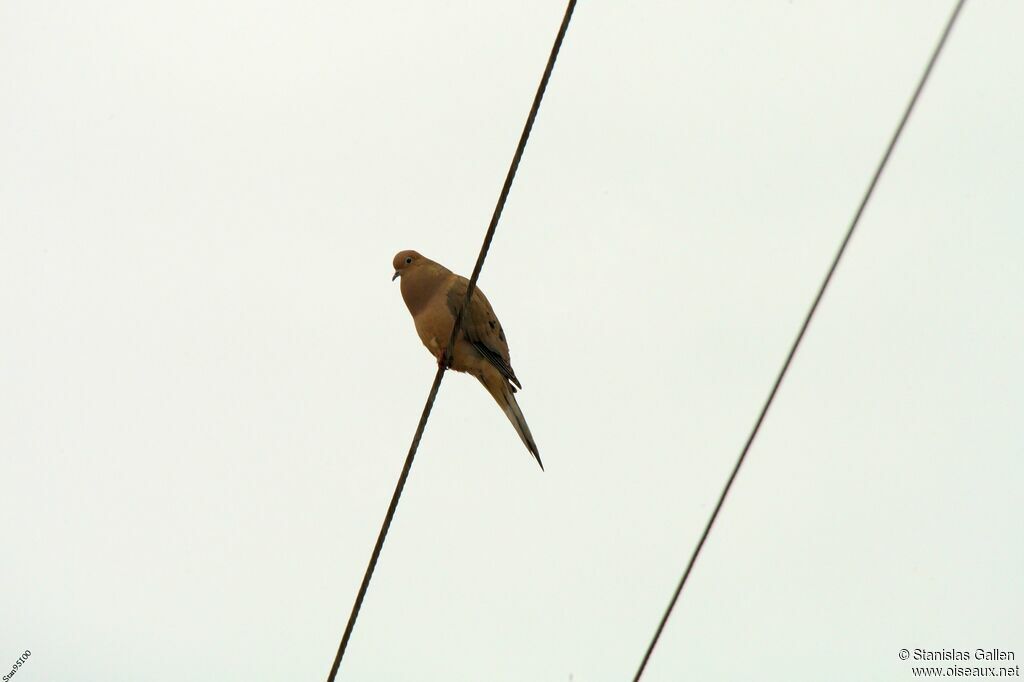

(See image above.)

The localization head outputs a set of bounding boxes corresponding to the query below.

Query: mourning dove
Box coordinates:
[392,250,542,470]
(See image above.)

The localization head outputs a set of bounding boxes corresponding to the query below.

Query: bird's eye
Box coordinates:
[405,257,413,265]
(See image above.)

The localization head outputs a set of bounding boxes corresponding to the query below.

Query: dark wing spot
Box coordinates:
[499,327,506,342]
[488,320,496,330]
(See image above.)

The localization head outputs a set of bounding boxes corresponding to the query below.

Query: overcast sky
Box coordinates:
[2,1,1022,680]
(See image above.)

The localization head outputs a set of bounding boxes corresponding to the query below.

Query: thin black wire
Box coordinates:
[632,1,968,679]
[325,3,576,680]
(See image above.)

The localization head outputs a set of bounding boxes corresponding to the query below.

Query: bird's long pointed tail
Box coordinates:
[477,369,543,470]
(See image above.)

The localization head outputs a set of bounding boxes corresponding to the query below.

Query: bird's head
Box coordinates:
[392,250,424,281]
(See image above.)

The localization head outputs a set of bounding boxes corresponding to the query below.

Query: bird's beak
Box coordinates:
[392,270,400,281]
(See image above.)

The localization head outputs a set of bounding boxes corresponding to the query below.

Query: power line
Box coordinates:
[632,1,968,679]
[324,3,576,680]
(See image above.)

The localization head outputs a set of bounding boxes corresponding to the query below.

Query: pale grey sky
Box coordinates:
[1,1,1022,681]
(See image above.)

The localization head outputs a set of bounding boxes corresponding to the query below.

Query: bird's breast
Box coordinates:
[412,294,455,353]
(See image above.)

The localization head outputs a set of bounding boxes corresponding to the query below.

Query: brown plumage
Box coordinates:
[392,249,542,469]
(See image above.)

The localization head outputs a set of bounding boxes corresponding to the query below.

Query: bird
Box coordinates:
[392,250,542,470]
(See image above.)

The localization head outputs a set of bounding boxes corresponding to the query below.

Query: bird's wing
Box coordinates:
[446,276,522,390]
